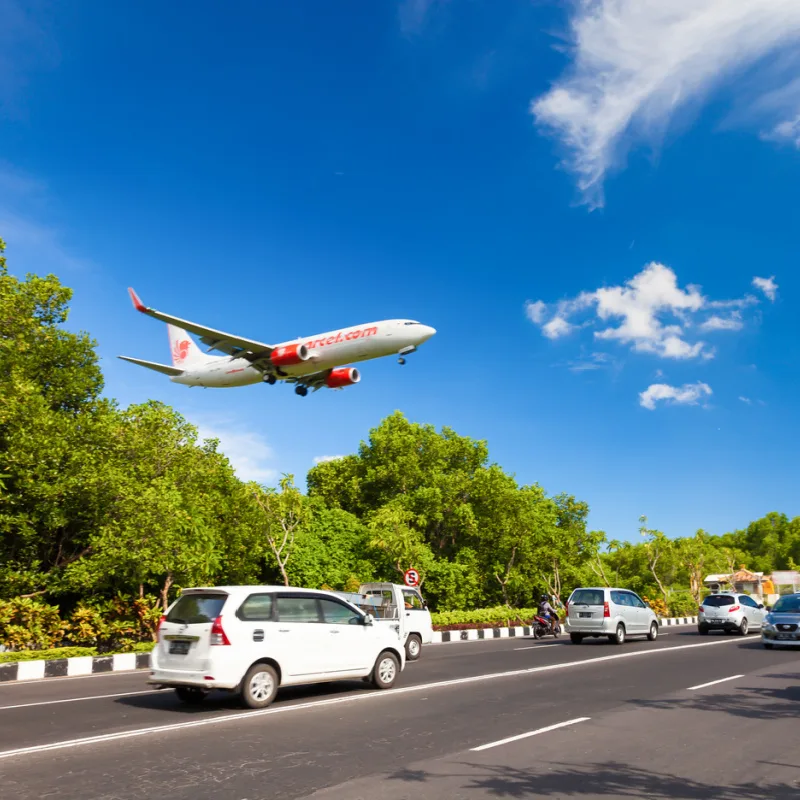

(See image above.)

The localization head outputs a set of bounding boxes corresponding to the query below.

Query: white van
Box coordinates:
[149,585,406,709]
[335,583,434,661]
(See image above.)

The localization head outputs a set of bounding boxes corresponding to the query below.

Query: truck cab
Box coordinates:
[333,582,434,661]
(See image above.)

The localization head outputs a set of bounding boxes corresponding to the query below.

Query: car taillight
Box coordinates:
[156,615,166,641]
[698,607,704,613]
[564,601,569,616]
[728,605,740,613]
[210,615,231,646]
[603,601,610,618]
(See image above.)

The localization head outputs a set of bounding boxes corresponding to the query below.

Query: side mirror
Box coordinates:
[758,604,764,609]
[362,613,374,626]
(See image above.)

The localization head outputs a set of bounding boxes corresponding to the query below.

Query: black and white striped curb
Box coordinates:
[430,615,699,644]
[0,616,701,682]
[0,652,151,683]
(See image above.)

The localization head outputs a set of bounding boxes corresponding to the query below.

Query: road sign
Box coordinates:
[403,569,420,587]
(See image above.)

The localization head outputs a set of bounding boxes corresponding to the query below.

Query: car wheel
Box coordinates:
[739,618,749,636]
[405,634,422,662]
[610,624,626,645]
[570,633,583,644]
[371,651,400,690]
[175,687,206,705]
[241,663,279,709]
[698,626,709,635]
[647,622,658,641]
[763,642,773,649]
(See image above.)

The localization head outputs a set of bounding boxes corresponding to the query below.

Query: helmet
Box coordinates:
[540,594,549,602]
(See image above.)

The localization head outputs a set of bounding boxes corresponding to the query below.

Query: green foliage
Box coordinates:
[431,606,541,628]
[0,240,797,626]
[0,597,65,650]
[0,642,155,663]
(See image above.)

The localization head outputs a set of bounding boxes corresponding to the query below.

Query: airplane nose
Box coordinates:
[423,325,436,340]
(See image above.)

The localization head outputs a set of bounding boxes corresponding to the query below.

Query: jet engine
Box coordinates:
[270,343,310,367]
[325,367,361,388]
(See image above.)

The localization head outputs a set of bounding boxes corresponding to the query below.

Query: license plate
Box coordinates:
[776,633,793,640]
[169,640,191,655]
[579,612,591,618]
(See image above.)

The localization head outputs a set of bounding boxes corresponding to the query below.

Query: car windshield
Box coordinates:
[701,595,735,607]
[772,595,800,613]
[166,593,227,624]
[570,589,604,606]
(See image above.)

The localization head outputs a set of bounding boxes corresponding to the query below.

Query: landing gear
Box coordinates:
[398,345,416,366]
[264,374,277,385]
[294,385,308,397]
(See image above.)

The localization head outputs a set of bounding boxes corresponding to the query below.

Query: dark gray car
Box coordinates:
[762,593,800,649]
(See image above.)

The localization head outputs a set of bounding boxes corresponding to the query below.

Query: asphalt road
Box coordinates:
[0,629,797,799]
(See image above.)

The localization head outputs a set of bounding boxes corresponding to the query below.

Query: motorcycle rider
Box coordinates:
[537,593,559,634]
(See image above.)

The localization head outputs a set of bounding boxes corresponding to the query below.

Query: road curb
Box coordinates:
[0,652,152,683]
[0,616,701,683]
[431,616,699,644]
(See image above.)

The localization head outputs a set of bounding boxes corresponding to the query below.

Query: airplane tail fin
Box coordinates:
[167,324,207,368]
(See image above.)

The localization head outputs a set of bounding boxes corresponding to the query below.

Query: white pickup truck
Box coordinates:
[334,582,434,661]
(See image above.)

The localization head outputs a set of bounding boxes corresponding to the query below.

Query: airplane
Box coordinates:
[118,288,436,396]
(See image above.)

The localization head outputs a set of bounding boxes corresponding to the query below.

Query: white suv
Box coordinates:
[566,587,660,645]
[149,586,406,709]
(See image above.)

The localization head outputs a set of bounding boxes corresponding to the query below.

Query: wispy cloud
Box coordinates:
[739,396,752,404]
[531,1,800,208]
[639,381,712,411]
[313,455,346,465]
[398,0,445,36]
[752,275,778,302]
[527,262,767,361]
[193,417,277,484]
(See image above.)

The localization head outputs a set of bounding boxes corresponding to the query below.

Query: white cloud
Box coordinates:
[700,312,744,332]
[527,262,771,361]
[398,0,443,35]
[524,299,547,324]
[639,381,712,411]
[531,1,800,208]
[752,275,778,301]
[313,455,346,465]
[767,114,800,147]
[194,419,277,484]
[542,316,574,340]
[739,396,752,404]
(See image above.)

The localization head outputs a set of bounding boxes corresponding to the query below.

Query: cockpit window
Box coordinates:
[403,321,420,325]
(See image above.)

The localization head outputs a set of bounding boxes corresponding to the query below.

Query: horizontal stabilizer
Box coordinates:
[117,355,184,377]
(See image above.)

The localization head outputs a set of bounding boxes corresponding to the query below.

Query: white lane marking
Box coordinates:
[513,644,561,651]
[0,689,165,711]
[0,637,742,761]
[471,717,591,751]
[688,674,744,691]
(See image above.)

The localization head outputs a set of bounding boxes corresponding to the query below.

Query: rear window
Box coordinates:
[701,595,735,607]
[772,595,800,613]
[571,589,605,606]
[167,593,227,624]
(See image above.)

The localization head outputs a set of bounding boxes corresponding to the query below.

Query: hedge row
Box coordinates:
[0,642,155,664]
[431,606,550,629]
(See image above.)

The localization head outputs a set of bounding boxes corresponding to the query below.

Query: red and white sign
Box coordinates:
[403,569,420,588]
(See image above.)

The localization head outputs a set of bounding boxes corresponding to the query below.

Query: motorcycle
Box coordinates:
[532,614,561,639]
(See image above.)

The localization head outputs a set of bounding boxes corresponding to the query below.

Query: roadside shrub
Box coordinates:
[0,597,65,650]
[0,647,96,663]
[668,593,699,618]
[642,596,668,618]
[431,606,546,630]
[67,593,161,652]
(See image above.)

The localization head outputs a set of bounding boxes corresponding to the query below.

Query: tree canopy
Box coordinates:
[1,239,797,624]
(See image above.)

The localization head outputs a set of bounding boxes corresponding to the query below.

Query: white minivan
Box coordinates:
[149,585,406,709]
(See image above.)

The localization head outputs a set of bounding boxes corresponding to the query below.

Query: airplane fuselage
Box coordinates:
[172,319,434,388]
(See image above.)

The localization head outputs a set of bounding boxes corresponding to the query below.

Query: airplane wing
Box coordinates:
[127,288,277,365]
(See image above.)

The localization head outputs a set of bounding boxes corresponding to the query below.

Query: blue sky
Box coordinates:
[1,0,799,541]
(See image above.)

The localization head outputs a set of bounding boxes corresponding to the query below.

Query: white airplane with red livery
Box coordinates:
[118,288,436,396]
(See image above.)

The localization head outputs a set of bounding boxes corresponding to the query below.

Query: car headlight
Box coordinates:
[763,622,776,632]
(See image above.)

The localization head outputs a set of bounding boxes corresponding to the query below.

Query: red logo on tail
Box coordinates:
[173,339,191,364]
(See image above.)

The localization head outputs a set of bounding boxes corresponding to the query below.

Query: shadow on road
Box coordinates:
[386,760,798,799]
[116,679,370,715]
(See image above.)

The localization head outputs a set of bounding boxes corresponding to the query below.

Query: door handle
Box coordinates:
[278,629,290,633]
[329,629,340,634]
